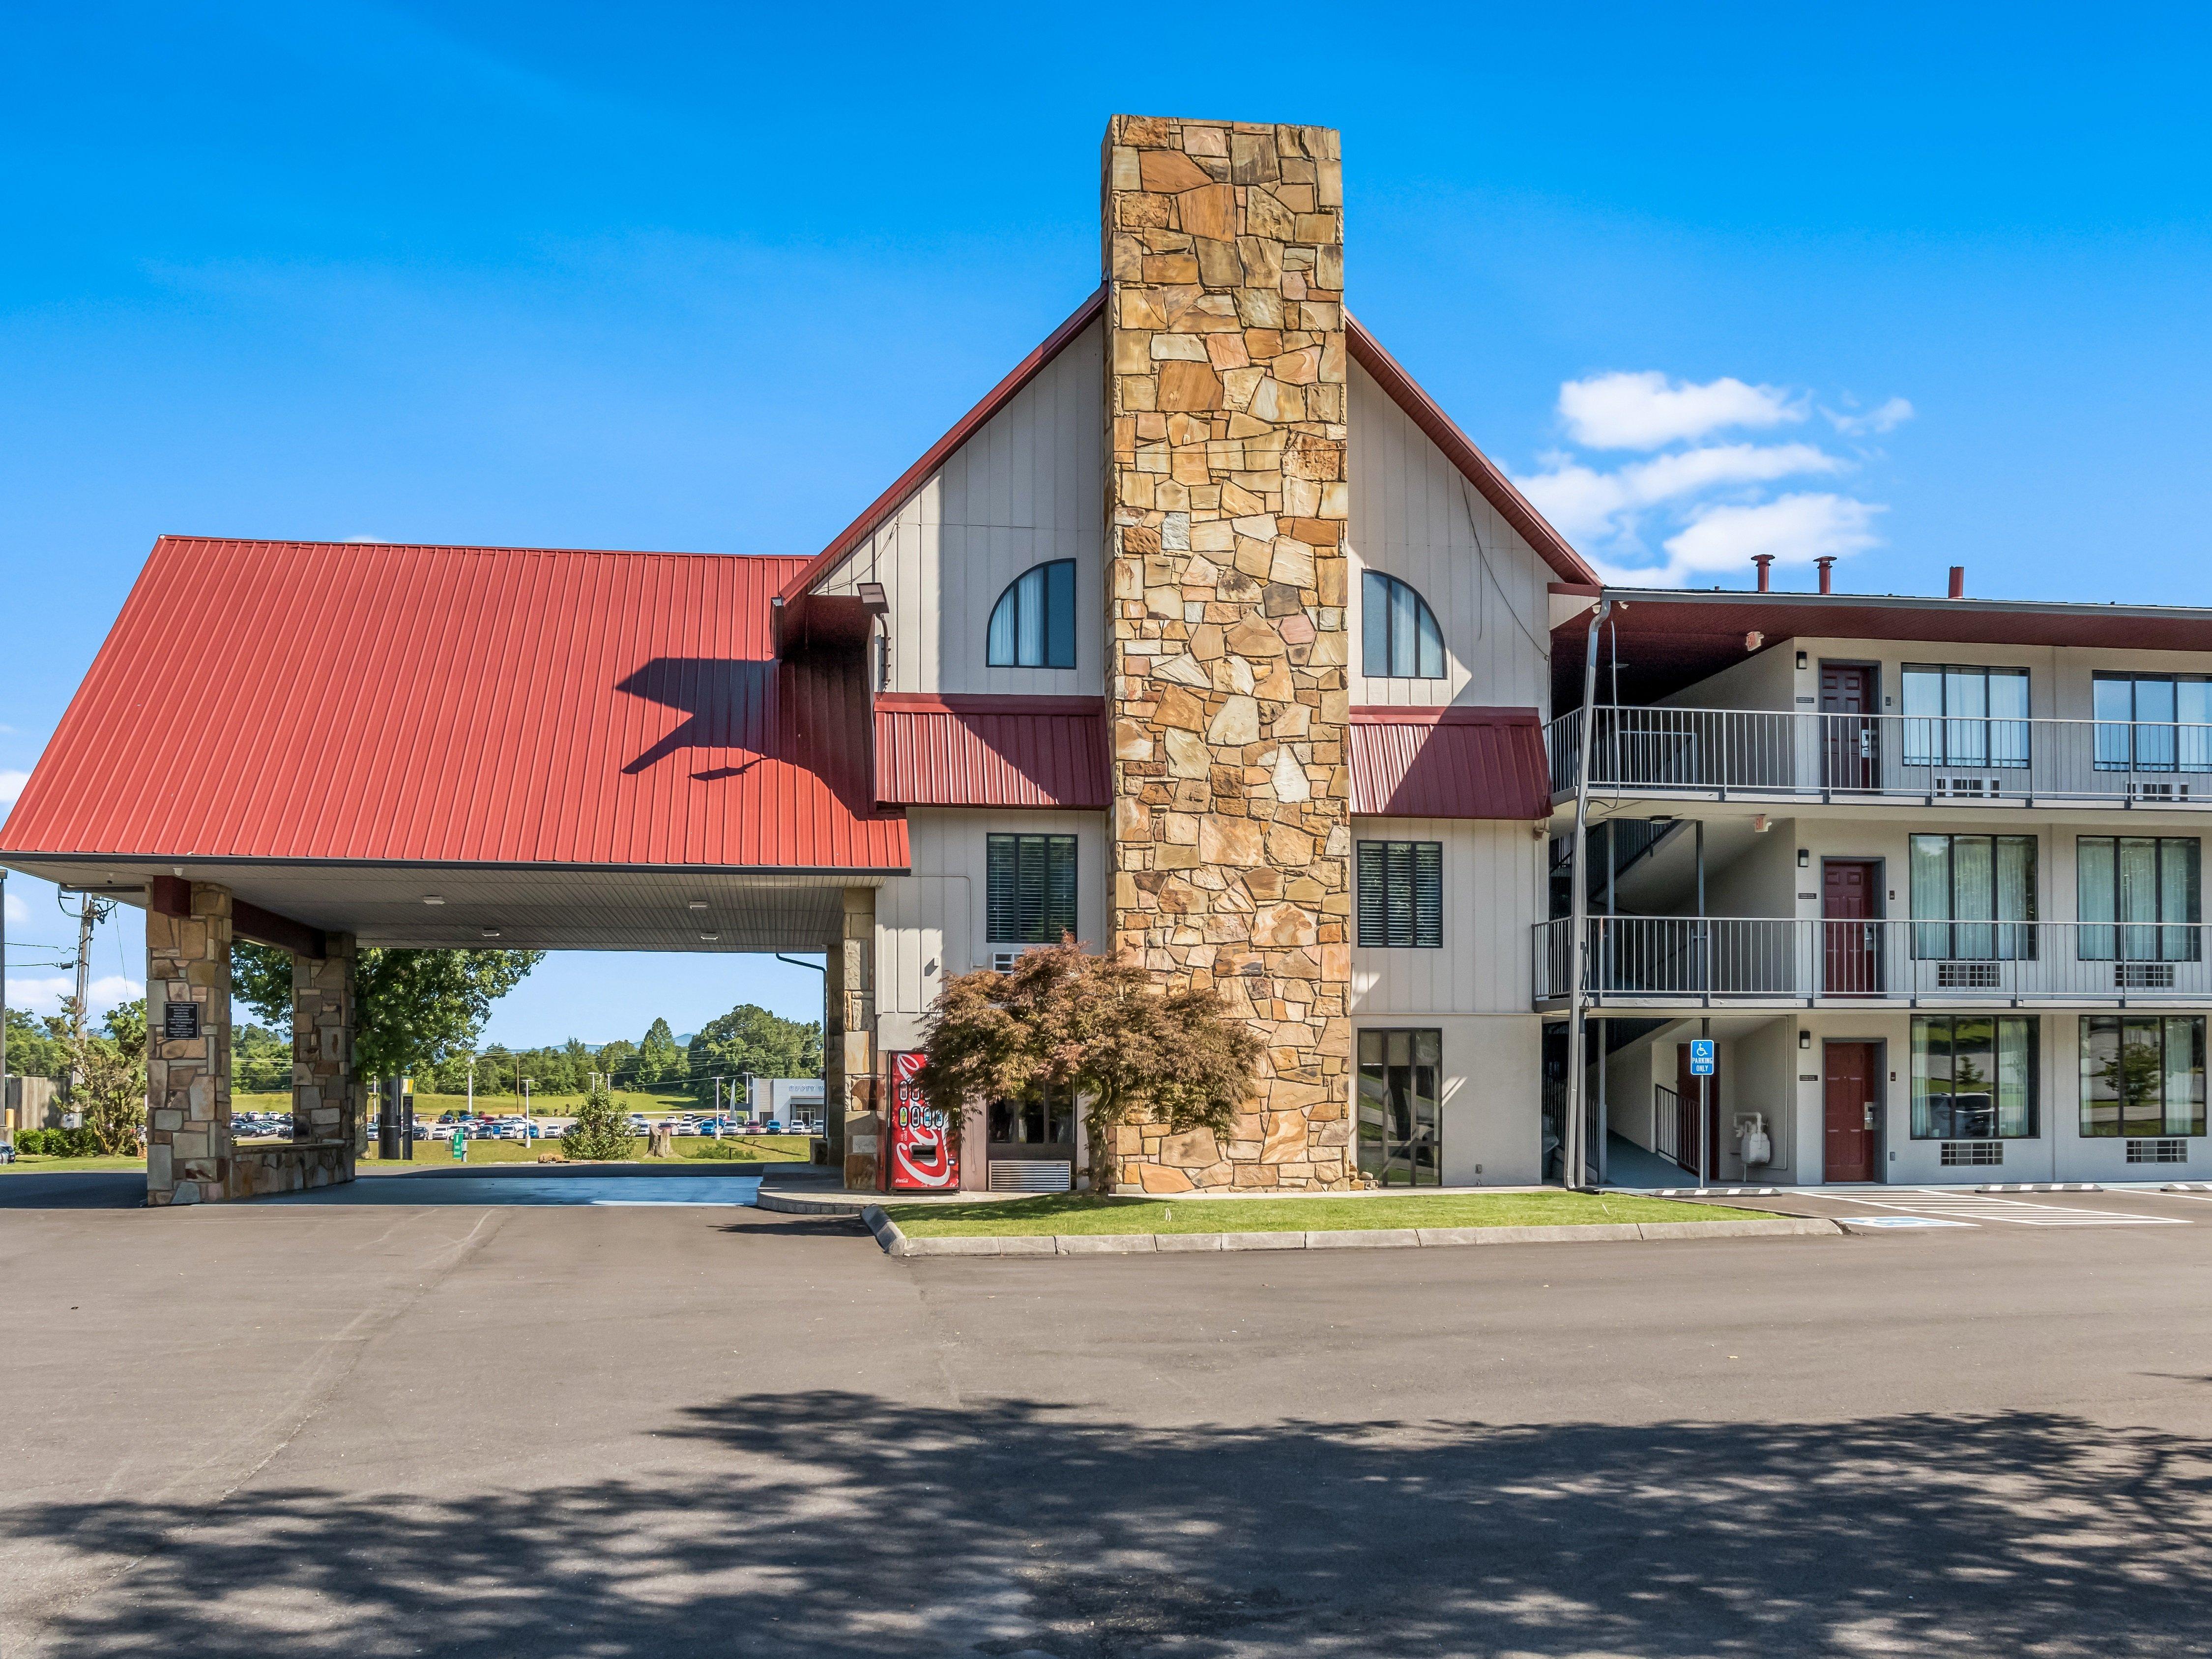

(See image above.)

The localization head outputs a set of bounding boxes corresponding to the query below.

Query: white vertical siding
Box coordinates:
[815,321,1105,696]
[873,807,1111,1050]
[1349,816,1542,1016]
[1345,360,1554,711]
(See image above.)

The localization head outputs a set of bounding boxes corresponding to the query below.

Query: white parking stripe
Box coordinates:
[1830,1189,2184,1226]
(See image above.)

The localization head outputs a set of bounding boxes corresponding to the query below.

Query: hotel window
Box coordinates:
[2093,673,2212,772]
[2080,1016,2207,1137]
[989,1083,1076,1148]
[1357,841,1443,948]
[986,833,1077,944]
[2077,837,2200,961]
[986,559,1077,669]
[1912,1015,2039,1139]
[1901,664,2029,768]
[1361,571,1445,679]
[1357,1029,1442,1185]
[1909,834,2037,960]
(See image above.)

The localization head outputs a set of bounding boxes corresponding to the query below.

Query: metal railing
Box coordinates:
[1547,706,2212,804]
[1532,917,2212,1004]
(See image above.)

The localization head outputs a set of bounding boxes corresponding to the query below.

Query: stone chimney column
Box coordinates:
[1102,115,1352,1192]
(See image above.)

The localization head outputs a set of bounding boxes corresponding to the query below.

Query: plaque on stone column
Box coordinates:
[163,1001,201,1040]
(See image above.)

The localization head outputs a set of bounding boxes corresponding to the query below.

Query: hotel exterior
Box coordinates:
[2,115,2208,1201]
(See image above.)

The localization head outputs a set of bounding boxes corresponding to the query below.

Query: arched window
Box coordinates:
[1362,570,1445,679]
[986,559,1077,669]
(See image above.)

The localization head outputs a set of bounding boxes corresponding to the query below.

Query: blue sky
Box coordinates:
[4,2,2209,1042]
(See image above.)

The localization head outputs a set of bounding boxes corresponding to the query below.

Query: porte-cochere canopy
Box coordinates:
[0,536,903,950]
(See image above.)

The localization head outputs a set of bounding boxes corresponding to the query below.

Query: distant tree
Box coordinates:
[562,1078,633,1161]
[77,1000,148,1156]
[686,1004,821,1103]
[231,944,543,1078]
[4,1007,71,1081]
[231,1023,293,1096]
[594,1038,638,1088]
[633,1017,684,1087]
[917,938,1262,1193]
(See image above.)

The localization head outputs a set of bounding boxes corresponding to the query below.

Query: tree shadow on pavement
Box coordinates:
[12,1395,2211,1657]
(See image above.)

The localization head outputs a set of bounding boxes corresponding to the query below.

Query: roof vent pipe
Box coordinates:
[1949,564,1966,599]
[1815,556,1834,595]
[1752,554,1773,592]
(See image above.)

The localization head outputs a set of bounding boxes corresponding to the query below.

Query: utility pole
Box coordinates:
[66,893,112,1102]
[521,1075,531,1147]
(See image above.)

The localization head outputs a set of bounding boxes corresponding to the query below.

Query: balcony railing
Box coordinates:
[1532,917,2212,1004]
[1546,706,2212,804]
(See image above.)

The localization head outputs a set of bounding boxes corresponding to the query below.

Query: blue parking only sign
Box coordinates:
[1689,1039,1716,1076]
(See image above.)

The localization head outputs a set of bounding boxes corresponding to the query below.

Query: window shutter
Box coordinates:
[1045,835,1077,942]
[1385,842,1414,946]
[1414,842,1443,948]
[1357,843,1384,947]
[987,835,1017,942]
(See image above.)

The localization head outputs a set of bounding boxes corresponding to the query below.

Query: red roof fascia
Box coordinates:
[1,537,907,870]
[1347,705,1551,820]
[874,694,1110,810]
[776,287,1108,611]
[1345,317,1598,587]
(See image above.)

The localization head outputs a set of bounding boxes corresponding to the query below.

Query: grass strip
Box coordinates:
[883,1190,1761,1237]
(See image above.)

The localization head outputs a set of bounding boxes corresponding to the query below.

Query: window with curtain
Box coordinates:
[1912,1015,2039,1139]
[986,833,1077,944]
[985,560,1077,669]
[1357,1028,1443,1185]
[1909,834,2037,959]
[2080,1015,2207,1137]
[1901,664,2030,768]
[1360,571,1445,679]
[1356,841,1443,948]
[2093,673,2212,772]
[2076,836,2201,961]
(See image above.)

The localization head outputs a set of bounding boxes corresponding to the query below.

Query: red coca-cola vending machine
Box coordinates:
[880,1051,960,1192]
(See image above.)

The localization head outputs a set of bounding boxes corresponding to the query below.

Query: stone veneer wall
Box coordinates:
[146,883,235,1206]
[1102,115,1353,1192]
[146,883,357,1205]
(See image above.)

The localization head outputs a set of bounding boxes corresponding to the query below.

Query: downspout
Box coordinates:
[1564,594,1615,1190]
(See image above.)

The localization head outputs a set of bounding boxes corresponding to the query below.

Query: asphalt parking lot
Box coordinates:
[5,1172,2212,1657]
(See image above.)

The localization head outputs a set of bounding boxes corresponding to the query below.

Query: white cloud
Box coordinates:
[1558,370,1804,450]
[1824,396,1915,437]
[0,770,27,807]
[3,892,25,925]
[1516,443,1845,543]
[1599,493,1886,587]
[5,973,145,1019]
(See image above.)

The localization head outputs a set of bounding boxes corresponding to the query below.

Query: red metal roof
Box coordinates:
[874,695,1110,809]
[0,537,906,870]
[1348,706,1550,820]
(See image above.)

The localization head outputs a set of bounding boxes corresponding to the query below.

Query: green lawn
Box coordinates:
[360,1133,810,1170]
[882,1190,1761,1237]
[0,1154,148,1174]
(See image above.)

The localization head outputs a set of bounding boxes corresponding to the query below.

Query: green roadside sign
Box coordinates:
[451,1127,467,1161]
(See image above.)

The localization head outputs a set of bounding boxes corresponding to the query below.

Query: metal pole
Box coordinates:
[1696,819,1707,996]
[522,1075,531,1150]
[70,895,94,1102]
[1700,1016,1712,1189]
[1596,1016,1609,1187]
[1565,595,1614,1190]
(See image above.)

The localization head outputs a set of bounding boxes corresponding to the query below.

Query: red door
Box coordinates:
[1822,859,1883,995]
[1823,1041,1879,1182]
[1822,664,1880,790]
[1673,1045,1720,1180]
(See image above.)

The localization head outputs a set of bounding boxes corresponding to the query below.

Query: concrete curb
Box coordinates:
[760,1191,880,1216]
[855,1210,1841,1258]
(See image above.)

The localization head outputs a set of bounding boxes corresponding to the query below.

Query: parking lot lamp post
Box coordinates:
[521,1076,531,1146]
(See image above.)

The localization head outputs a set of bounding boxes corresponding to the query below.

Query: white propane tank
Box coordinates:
[1739,1112,1773,1169]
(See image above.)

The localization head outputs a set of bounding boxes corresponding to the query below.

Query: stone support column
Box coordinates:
[146,883,234,1206]
[291,933,359,1181]
[1104,114,1353,1191]
[833,888,879,1189]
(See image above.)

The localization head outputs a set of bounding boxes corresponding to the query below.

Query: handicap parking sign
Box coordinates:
[1689,1039,1716,1076]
